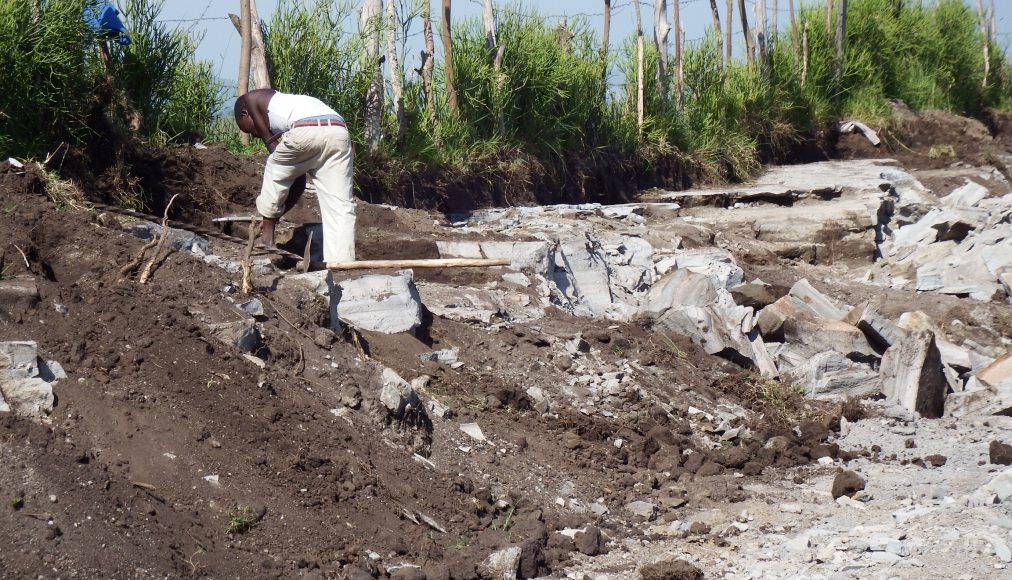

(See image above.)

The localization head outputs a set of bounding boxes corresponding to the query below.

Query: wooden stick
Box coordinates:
[327,258,509,271]
[240,220,260,295]
[138,194,180,284]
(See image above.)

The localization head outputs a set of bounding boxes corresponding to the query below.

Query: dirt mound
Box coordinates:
[834,104,1012,175]
[0,162,844,578]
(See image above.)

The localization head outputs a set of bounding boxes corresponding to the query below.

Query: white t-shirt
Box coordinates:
[266,92,342,134]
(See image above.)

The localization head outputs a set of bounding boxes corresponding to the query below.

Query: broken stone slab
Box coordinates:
[783,351,880,400]
[782,316,879,360]
[378,367,421,418]
[415,282,544,325]
[336,271,423,334]
[206,319,263,354]
[672,249,744,290]
[880,168,933,225]
[729,279,779,309]
[641,268,717,318]
[942,180,989,208]
[477,546,521,580]
[789,279,850,320]
[0,278,40,301]
[128,222,211,255]
[553,236,614,317]
[435,240,553,276]
[0,376,53,418]
[842,302,905,349]
[757,296,795,338]
[916,254,1001,301]
[939,380,1011,417]
[601,235,656,298]
[419,347,458,366]
[879,331,947,418]
[625,500,658,519]
[0,341,39,379]
[936,339,975,373]
[979,352,1012,387]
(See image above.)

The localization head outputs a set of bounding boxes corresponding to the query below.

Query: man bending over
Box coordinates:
[234,89,355,263]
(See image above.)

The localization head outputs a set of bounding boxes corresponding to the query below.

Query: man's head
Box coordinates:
[234,94,254,134]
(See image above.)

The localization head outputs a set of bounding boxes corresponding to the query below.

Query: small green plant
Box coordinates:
[9,497,24,510]
[2,204,17,215]
[928,144,956,158]
[226,506,259,535]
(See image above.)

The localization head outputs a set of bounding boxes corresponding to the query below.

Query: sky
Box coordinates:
[155,0,1012,88]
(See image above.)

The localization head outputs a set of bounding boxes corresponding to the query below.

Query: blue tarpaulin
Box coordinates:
[84,2,131,45]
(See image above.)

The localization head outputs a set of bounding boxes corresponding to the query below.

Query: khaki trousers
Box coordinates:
[257,125,356,263]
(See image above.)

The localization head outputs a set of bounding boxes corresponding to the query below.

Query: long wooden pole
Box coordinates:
[977,0,990,89]
[441,0,458,116]
[386,0,405,144]
[674,0,683,110]
[249,0,270,89]
[328,258,510,271]
[635,0,644,135]
[654,0,671,99]
[421,0,438,139]
[725,0,733,68]
[361,0,383,153]
[756,0,767,62]
[237,0,252,146]
[835,0,848,89]
[708,0,723,70]
[738,0,754,64]
[827,0,834,41]
[602,0,611,100]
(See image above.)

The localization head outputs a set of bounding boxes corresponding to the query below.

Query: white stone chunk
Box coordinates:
[336,271,423,334]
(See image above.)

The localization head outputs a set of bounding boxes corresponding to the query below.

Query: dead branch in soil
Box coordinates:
[240,219,260,295]
[136,194,180,284]
[257,293,314,341]
[12,244,29,269]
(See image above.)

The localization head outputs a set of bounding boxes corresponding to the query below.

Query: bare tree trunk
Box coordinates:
[249,0,270,89]
[421,0,438,135]
[756,0,767,63]
[635,0,644,136]
[483,0,506,136]
[238,0,252,146]
[725,0,733,67]
[772,0,777,38]
[976,0,990,89]
[738,0,754,64]
[674,0,683,110]
[789,0,795,28]
[654,0,670,99]
[802,19,809,86]
[678,23,685,111]
[835,0,848,89]
[827,0,834,40]
[708,1,723,70]
[602,0,611,100]
[386,0,405,145]
[441,0,458,116]
[361,0,383,153]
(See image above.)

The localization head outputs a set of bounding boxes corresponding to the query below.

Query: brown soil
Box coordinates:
[0,158,844,578]
[2,104,1008,579]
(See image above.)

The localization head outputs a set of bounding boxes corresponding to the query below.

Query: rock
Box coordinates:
[757,296,795,337]
[729,280,778,309]
[553,236,614,316]
[881,168,933,224]
[206,319,263,353]
[923,454,947,467]
[842,302,905,349]
[37,360,66,382]
[418,348,459,366]
[879,331,947,418]
[574,526,606,556]
[642,269,717,317]
[460,423,487,442]
[625,500,658,519]
[389,566,427,580]
[0,278,40,302]
[783,351,879,400]
[436,240,553,276]
[378,367,421,418]
[477,545,521,580]
[237,298,264,317]
[978,352,1012,386]
[942,180,989,208]
[0,341,39,379]
[789,279,849,320]
[336,271,423,334]
[673,248,744,290]
[987,534,1012,563]
[313,327,336,349]
[639,559,704,580]
[832,470,866,499]
[991,441,1012,466]
[916,256,1002,301]
[781,316,878,360]
[945,380,1012,417]
[128,222,211,254]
